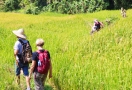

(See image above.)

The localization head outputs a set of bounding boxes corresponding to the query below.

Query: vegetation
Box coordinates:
[0,0,132,14]
[0,9,132,90]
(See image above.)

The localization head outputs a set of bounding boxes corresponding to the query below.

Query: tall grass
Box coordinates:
[0,9,132,90]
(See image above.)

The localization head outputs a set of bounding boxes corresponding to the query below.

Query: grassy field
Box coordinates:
[0,9,132,90]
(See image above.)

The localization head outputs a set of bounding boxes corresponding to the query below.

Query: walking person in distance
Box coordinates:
[90,19,103,35]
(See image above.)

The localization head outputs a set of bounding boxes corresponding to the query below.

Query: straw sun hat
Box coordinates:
[12,28,26,39]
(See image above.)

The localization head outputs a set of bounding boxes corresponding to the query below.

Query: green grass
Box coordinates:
[0,9,132,90]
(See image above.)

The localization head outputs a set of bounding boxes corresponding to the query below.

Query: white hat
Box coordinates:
[12,28,26,39]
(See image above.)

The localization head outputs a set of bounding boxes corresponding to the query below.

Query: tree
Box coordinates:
[4,0,20,11]
[106,0,114,9]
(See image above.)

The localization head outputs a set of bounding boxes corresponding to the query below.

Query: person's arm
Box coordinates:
[29,60,36,78]
[100,22,103,28]
[14,49,19,66]
[48,60,52,78]
[47,51,52,78]
[29,52,37,78]
[14,41,20,66]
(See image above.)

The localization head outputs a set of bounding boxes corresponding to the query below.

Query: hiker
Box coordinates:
[13,28,31,90]
[29,38,52,90]
[90,19,103,34]
[121,7,126,17]
[106,19,111,25]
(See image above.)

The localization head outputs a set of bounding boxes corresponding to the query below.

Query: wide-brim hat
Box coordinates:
[12,28,26,39]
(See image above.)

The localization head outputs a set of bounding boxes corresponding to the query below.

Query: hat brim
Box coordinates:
[12,30,26,39]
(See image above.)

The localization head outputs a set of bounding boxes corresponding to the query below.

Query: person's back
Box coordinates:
[121,7,124,15]
[90,19,103,35]
[123,9,126,17]
[95,21,101,30]
[15,38,29,64]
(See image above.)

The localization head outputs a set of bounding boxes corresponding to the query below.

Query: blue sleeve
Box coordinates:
[32,52,38,61]
[14,41,19,50]
[14,41,23,54]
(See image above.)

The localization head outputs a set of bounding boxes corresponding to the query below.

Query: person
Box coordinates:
[121,7,124,16]
[12,28,31,90]
[121,7,126,17]
[105,19,111,25]
[123,9,126,17]
[90,19,103,35]
[29,38,52,90]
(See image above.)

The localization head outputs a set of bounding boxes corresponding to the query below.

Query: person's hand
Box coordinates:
[16,60,19,67]
[29,74,32,80]
[49,73,52,79]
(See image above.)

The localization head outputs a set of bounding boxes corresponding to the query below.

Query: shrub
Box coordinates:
[24,3,40,15]
[4,0,20,11]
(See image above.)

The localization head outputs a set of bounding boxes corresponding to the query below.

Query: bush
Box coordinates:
[24,3,40,15]
[42,0,107,14]
[4,0,20,11]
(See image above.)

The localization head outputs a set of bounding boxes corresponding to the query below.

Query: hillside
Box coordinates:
[0,9,132,90]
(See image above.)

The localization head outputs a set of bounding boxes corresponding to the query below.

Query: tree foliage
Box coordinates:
[4,0,20,11]
[43,0,107,14]
[1,0,132,14]
[106,0,132,9]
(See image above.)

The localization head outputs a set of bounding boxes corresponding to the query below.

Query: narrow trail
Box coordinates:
[11,70,58,90]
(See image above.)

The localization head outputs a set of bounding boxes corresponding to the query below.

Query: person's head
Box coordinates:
[94,19,98,23]
[12,28,26,39]
[36,38,44,47]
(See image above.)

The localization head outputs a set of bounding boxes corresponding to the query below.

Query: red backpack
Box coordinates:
[37,50,50,74]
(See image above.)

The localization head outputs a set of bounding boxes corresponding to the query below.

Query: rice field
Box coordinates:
[0,9,132,90]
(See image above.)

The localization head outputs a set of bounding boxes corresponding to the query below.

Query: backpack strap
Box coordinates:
[19,39,29,45]
[37,50,48,58]
[37,50,46,53]
[36,50,43,57]
[19,39,24,45]
[19,39,32,52]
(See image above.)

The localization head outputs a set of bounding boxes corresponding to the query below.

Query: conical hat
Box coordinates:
[12,28,26,39]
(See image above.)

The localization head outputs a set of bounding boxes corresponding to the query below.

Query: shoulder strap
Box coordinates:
[37,50,47,57]
[37,50,43,57]
[44,50,47,53]
[37,50,46,53]
[19,39,29,44]
[19,39,24,45]
[37,50,41,54]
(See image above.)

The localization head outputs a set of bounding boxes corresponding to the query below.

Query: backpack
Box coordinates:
[37,50,50,74]
[18,39,32,64]
[95,22,101,29]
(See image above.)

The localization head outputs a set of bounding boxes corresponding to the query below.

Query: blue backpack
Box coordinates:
[18,39,32,64]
